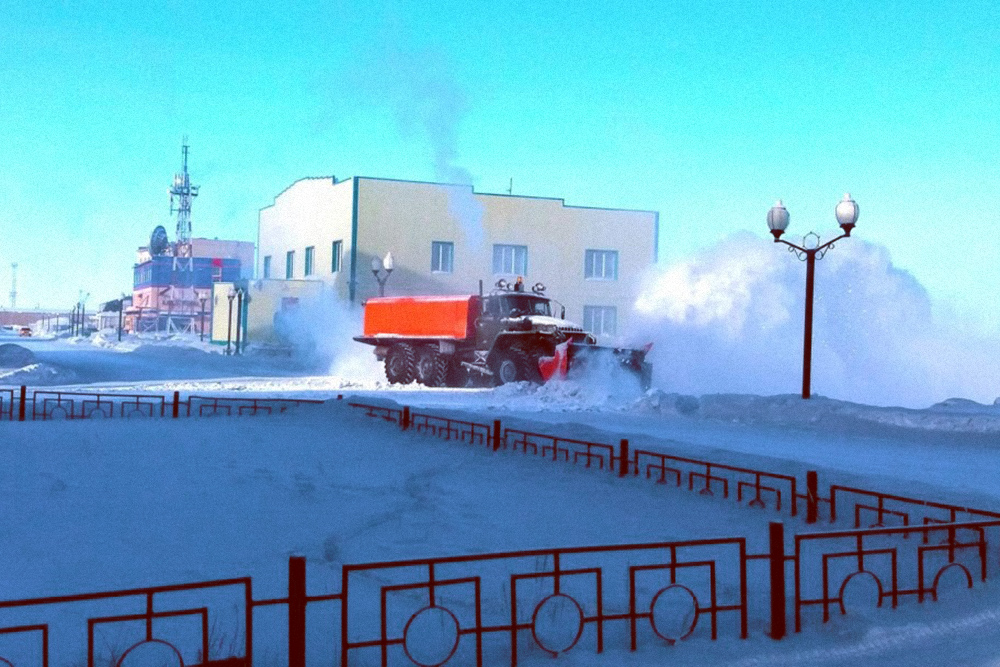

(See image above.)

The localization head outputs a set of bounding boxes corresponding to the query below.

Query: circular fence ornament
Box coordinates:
[0,657,14,667]
[650,584,698,644]
[838,571,882,617]
[531,593,584,656]
[115,638,184,667]
[933,563,973,601]
[47,406,68,420]
[402,605,460,667]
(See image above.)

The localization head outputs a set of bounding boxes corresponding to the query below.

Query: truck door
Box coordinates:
[476,296,504,349]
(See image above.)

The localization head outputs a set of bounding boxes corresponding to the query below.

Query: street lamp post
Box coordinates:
[117,295,125,342]
[767,193,860,399]
[371,252,394,297]
[234,289,243,356]
[226,289,236,355]
[199,297,208,342]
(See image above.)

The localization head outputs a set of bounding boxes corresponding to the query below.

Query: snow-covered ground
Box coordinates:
[3,334,1000,665]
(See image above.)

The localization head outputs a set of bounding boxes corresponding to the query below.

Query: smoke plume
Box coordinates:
[347,30,485,247]
[273,295,383,383]
[631,232,1000,408]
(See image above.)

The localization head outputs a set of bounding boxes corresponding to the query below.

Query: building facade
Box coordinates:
[128,237,255,334]
[257,177,658,341]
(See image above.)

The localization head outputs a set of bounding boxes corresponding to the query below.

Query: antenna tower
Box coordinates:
[169,137,199,251]
[9,263,16,309]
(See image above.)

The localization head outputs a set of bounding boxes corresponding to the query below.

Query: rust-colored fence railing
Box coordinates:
[0,534,762,667]
[793,518,1000,632]
[4,397,1000,665]
[9,519,1000,666]
[349,402,803,519]
[0,577,254,667]
[826,485,1000,529]
[632,448,798,516]
[0,386,325,421]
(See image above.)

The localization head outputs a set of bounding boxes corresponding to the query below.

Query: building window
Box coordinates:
[493,244,528,275]
[331,240,342,273]
[585,249,618,280]
[583,306,617,336]
[431,241,454,273]
[304,246,315,276]
[286,251,295,279]
[262,256,271,279]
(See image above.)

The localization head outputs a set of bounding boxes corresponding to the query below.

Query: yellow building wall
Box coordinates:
[257,177,354,300]
[257,176,658,344]
[211,280,326,346]
[354,178,657,341]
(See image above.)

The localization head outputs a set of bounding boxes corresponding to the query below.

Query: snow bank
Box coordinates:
[0,362,79,386]
[0,400,777,666]
[633,391,1000,436]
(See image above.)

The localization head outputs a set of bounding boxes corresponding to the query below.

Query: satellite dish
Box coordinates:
[149,226,169,255]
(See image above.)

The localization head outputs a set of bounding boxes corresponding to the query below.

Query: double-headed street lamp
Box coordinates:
[371,252,394,297]
[767,193,860,399]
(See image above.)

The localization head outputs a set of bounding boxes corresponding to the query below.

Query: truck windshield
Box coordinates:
[500,295,551,317]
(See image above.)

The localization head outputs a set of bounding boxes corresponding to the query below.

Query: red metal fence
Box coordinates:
[3,397,999,665]
[0,538,761,667]
[348,402,803,519]
[0,386,325,421]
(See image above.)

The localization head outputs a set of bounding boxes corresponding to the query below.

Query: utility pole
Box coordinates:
[9,263,17,309]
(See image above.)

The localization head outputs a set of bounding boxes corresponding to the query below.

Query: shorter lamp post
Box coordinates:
[117,295,125,342]
[199,297,208,342]
[371,252,394,297]
[767,193,860,399]
[234,289,244,355]
[226,288,236,355]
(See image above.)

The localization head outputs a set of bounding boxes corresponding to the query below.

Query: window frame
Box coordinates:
[583,305,617,337]
[492,244,528,275]
[262,255,271,279]
[331,240,342,273]
[285,250,295,279]
[585,249,619,281]
[431,241,454,274]
[304,246,315,277]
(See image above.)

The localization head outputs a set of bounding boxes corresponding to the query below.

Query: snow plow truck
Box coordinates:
[354,279,652,388]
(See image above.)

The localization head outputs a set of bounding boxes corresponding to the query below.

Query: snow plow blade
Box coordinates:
[539,341,653,390]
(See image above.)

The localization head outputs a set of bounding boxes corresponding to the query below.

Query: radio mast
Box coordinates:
[169,137,199,256]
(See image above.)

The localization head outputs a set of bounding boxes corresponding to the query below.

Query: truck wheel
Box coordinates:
[432,355,450,387]
[415,348,449,387]
[491,346,538,385]
[385,344,416,384]
[447,361,475,388]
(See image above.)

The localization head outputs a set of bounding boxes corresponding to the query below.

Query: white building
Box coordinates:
[257,176,659,340]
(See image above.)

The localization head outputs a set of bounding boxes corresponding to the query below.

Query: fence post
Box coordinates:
[806,470,818,524]
[769,521,786,639]
[492,419,502,452]
[401,406,410,431]
[18,385,26,421]
[288,556,306,667]
[618,439,629,477]
[172,391,180,419]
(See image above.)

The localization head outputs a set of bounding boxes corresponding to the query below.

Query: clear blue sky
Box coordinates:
[1,0,997,326]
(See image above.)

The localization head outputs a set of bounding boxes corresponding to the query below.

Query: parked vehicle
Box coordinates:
[18,327,32,337]
[354,279,652,388]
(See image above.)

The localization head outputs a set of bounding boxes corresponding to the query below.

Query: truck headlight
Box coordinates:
[537,324,557,334]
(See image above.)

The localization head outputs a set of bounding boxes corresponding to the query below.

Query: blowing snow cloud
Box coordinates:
[632,232,1000,408]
